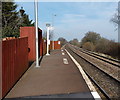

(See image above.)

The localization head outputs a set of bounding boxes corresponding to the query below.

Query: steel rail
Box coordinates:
[66,45,120,83]
[70,44,120,67]
[84,71,111,100]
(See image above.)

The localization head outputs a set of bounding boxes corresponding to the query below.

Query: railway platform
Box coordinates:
[4,49,100,99]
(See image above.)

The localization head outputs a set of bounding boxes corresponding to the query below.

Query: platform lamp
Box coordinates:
[34,0,40,67]
[46,23,51,55]
[52,14,57,50]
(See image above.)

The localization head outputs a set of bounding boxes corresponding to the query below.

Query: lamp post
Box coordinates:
[52,14,56,50]
[34,0,39,67]
[46,23,51,55]
[52,14,56,27]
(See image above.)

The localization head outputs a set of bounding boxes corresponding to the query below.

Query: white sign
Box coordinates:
[44,40,46,42]
[58,41,61,44]
[48,40,50,45]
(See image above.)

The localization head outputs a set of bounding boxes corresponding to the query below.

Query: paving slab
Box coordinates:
[5,50,93,99]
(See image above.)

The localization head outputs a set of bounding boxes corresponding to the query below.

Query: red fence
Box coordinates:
[20,27,42,62]
[0,27,61,99]
[54,41,61,49]
[1,37,28,98]
[50,41,61,50]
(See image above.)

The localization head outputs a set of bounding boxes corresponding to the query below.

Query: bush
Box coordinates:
[95,38,109,53]
[81,31,101,45]
[79,31,120,59]
[82,42,95,51]
[105,41,120,59]
[95,39,120,59]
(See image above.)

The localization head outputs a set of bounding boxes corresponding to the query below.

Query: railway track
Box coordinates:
[65,44,120,99]
[72,45,120,67]
[69,44,120,82]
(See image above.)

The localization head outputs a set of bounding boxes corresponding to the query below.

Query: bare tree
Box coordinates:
[43,30,53,40]
[110,1,120,42]
[110,2,120,29]
[81,31,101,46]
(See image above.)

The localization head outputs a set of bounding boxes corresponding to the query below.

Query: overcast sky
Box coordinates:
[15,1,118,42]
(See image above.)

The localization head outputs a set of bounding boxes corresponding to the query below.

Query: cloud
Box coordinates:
[50,2,118,41]
[55,17,118,41]
[54,3,118,41]
[49,2,118,41]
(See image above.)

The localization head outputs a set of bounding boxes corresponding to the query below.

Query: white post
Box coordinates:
[46,25,50,55]
[35,0,39,67]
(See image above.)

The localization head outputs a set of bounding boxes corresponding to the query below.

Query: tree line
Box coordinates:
[2,1,34,38]
[80,32,120,59]
[58,31,120,60]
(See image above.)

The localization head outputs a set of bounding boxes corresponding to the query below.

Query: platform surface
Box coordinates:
[5,49,94,99]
